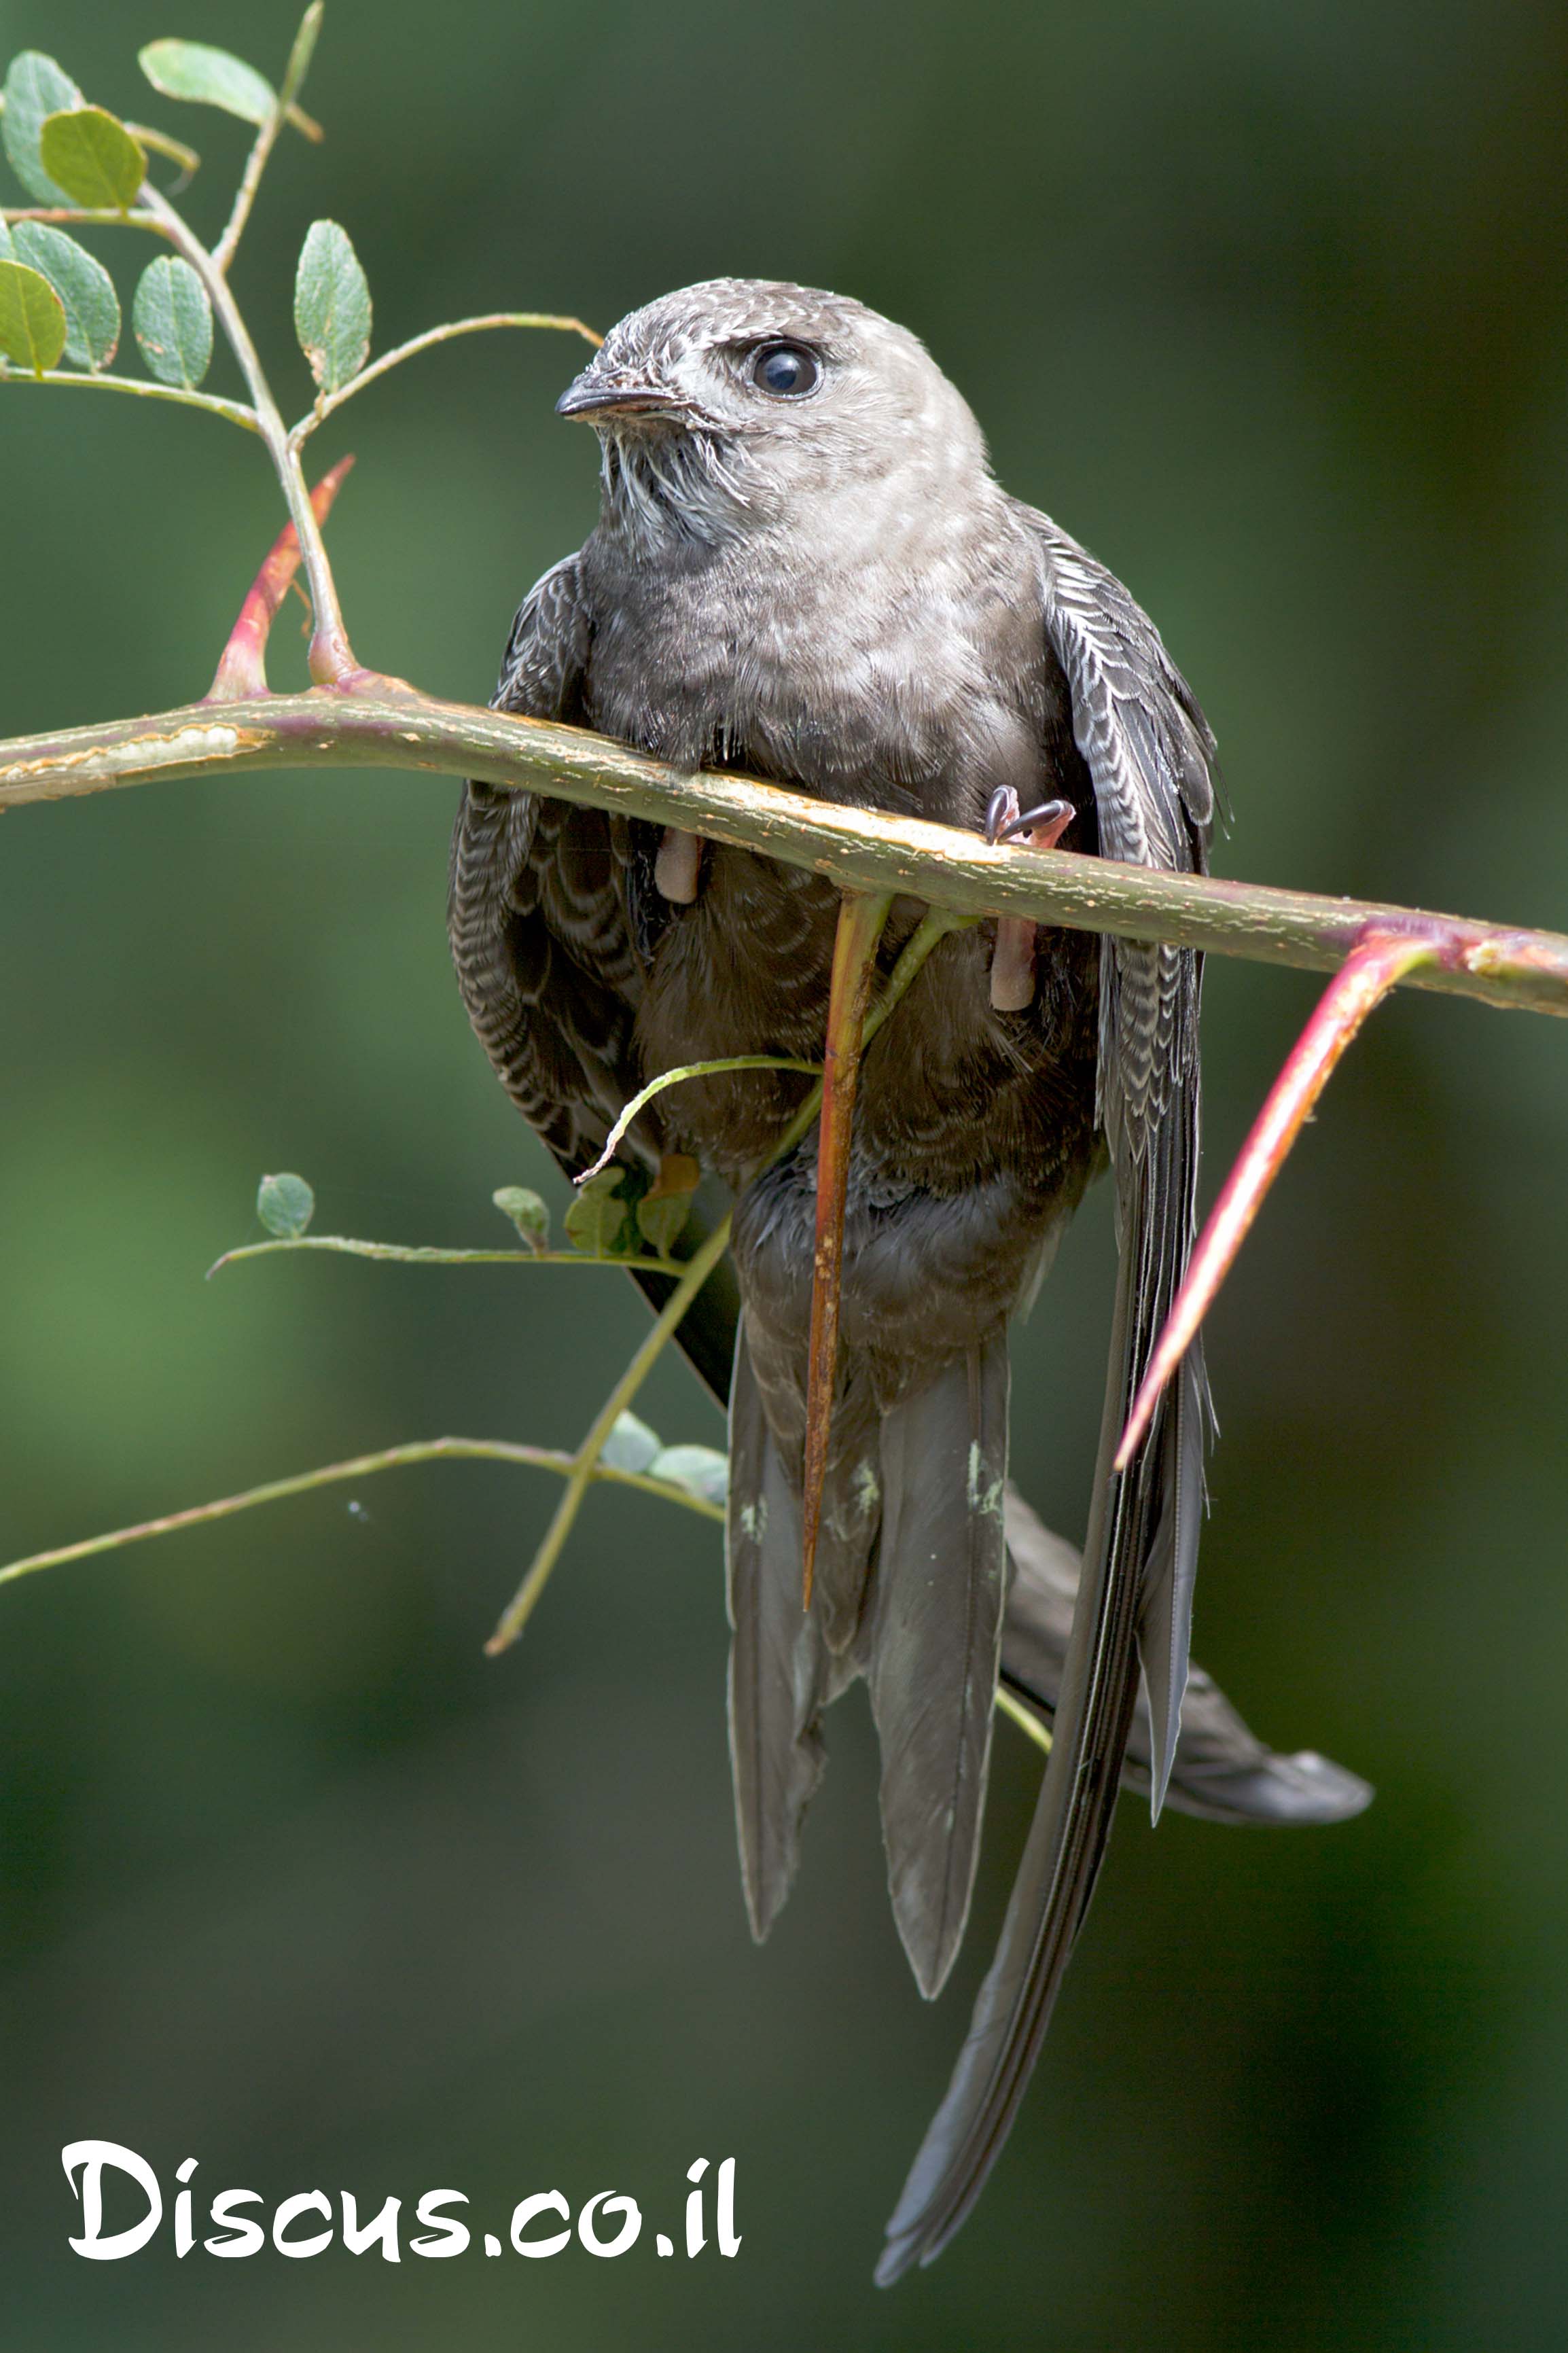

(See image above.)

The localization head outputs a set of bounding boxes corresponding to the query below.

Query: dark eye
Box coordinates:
[751,342,820,397]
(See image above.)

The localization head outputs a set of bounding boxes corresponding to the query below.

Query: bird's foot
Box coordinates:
[983,790,1075,1010]
[656,828,702,902]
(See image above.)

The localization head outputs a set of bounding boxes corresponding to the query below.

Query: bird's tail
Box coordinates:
[876,1207,1206,2283]
[726,1315,1010,1997]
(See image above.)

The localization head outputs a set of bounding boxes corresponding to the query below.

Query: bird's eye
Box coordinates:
[751,342,821,397]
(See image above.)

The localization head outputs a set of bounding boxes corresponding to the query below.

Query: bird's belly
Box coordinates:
[633,845,1101,1210]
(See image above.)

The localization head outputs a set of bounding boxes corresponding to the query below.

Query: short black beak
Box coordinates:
[556,376,679,421]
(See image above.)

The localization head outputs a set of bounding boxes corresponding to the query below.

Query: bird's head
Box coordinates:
[556,278,988,553]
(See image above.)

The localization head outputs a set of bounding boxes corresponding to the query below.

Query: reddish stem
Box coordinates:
[1113,927,1438,1470]
[205,455,355,701]
[802,891,893,1608]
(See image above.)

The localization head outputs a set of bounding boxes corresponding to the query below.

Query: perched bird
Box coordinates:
[450,277,1224,2276]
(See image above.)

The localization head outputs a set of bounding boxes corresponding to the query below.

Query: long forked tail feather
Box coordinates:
[876,1161,1201,2284]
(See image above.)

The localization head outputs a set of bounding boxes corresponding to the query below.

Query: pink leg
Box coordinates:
[985,792,1077,1011]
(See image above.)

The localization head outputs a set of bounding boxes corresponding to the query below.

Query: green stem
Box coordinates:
[580,1054,823,1184]
[207,1235,692,1277]
[756,908,974,1176]
[137,180,358,680]
[213,2,323,276]
[0,1434,723,1589]
[483,1214,734,1654]
[290,312,603,448]
[1,206,168,232]
[0,368,259,429]
[995,1684,1053,1757]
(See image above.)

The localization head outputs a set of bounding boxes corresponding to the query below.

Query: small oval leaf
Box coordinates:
[491,1185,550,1252]
[132,255,212,388]
[635,1152,700,1257]
[0,260,67,376]
[563,1167,627,1256]
[39,107,145,213]
[648,1445,730,1505]
[2,51,85,205]
[600,1413,663,1474]
[257,1171,315,1238]
[293,219,370,394]
[12,222,119,370]
[137,39,275,127]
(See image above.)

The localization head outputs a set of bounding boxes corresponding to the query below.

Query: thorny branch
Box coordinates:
[3,3,1565,1654]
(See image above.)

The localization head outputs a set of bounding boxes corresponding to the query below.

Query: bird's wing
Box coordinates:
[449,554,653,1176]
[877,509,1217,2284]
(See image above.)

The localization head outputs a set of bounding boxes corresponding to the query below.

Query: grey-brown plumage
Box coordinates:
[449,278,1219,2274]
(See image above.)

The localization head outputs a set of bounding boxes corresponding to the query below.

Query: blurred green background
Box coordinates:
[2,0,1567,2343]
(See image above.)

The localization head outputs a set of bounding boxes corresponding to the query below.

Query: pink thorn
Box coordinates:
[206,456,356,702]
[1113,928,1437,1472]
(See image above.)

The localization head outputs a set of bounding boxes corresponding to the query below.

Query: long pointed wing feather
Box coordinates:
[876,510,1217,2283]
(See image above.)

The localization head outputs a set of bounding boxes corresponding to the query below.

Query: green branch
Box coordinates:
[0,1434,724,1591]
[289,311,602,446]
[207,1233,693,1277]
[483,1216,734,1654]
[0,364,259,427]
[3,687,1564,1018]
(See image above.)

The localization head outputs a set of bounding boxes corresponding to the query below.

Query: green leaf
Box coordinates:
[601,1413,662,1474]
[293,219,370,394]
[38,108,145,213]
[0,260,67,376]
[2,52,85,205]
[0,219,14,262]
[648,1445,729,1506]
[635,1151,700,1257]
[12,222,119,370]
[491,1185,549,1251]
[132,255,211,388]
[563,1167,627,1256]
[137,39,276,128]
[256,1171,315,1238]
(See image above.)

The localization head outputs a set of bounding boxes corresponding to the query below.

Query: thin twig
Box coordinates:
[213,3,323,276]
[0,368,259,429]
[1,207,168,232]
[123,124,202,188]
[0,1434,724,1589]
[995,1684,1054,1757]
[137,182,361,683]
[579,1054,823,1185]
[484,1216,734,1654]
[207,1234,692,1278]
[803,893,893,1602]
[290,313,603,446]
